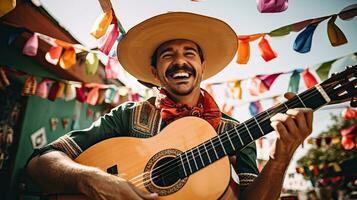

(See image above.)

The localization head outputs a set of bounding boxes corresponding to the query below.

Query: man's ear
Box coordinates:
[201,61,206,75]
[151,67,159,80]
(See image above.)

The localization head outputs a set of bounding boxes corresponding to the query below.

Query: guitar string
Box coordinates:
[131,86,330,188]
[130,86,327,188]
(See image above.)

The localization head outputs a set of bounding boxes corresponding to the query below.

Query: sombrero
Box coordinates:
[117,12,237,86]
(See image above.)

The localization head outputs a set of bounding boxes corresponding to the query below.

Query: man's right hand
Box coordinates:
[79,170,158,200]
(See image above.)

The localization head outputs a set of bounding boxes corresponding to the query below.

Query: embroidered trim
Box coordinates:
[238,173,258,186]
[216,116,239,135]
[131,100,161,136]
[50,135,83,159]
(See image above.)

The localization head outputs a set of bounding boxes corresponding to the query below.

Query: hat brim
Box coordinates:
[117,12,237,86]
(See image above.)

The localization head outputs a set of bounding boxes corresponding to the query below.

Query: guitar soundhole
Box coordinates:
[143,149,188,196]
[152,156,180,187]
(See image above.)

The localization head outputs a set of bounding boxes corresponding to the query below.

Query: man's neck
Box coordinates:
[165,88,201,107]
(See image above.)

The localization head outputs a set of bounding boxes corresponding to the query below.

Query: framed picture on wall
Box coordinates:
[30,127,47,149]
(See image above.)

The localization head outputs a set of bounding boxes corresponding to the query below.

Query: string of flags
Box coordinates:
[295,161,342,177]
[236,4,356,64]
[4,3,355,85]
[205,51,356,116]
[0,66,149,106]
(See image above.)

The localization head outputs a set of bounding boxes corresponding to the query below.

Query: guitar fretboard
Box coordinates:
[178,84,329,178]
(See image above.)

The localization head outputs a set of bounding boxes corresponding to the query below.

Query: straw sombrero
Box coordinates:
[117,12,237,86]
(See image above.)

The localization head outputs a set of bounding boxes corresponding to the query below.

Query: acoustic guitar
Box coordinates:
[53,65,356,200]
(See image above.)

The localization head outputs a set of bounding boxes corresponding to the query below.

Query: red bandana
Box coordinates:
[156,88,221,129]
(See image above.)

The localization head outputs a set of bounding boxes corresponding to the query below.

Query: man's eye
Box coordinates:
[185,52,196,56]
[162,54,172,59]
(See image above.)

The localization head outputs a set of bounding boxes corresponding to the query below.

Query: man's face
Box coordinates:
[151,39,205,96]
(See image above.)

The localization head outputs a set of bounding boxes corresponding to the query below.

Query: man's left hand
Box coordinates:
[269,92,313,165]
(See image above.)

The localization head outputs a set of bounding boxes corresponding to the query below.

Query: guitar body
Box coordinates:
[54,117,234,200]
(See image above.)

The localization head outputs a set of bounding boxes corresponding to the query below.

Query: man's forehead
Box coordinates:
[156,39,200,52]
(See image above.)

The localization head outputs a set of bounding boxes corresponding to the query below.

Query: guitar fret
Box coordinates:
[243,122,254,140]
[254,117,265,135]
[234,126,244,145]
[296,95,307,108]
[225,131,235,151]
[218,135,227,155]
[191,150,198,170]
[283,102,289,111]
[203,143,212,163]
[196,146,205,167]
[265,110,272,119]
[179,154,187,177]
[210,139,219,159]
[185,152,193,174]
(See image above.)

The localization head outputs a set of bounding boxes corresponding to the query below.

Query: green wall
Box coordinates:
[0,37,103,199]
[11,97,102,200]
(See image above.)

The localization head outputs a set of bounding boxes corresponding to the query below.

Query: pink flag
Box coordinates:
[257,0,288,13]
[98,23,119,55]
[105,56,120,79]
[23,33,38,56]
[256,73,281,90]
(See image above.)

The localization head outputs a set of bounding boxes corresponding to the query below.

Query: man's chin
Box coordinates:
[168,87,194,96]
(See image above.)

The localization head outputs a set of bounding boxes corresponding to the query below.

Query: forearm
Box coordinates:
[240,159,289,200]
[26,151,103,195]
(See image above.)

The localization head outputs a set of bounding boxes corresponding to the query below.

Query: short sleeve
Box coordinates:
[26,102,135,163]
[235,142,259,187]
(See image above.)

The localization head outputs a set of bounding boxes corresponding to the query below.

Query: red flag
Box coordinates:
[302,69,318,89]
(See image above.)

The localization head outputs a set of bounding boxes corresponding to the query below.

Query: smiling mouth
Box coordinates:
[170,71,192,80]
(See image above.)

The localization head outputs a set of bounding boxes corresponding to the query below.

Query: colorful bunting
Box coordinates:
[341,107,357,120]
[22,33,38,56]
[85,52,99,75]
[35,79,53,99]
[288,70,301,93]
[0,0,16,17]
[249,101,263,116]
[59,47,76,69]
[327,15,348,47]
[316,61,334,81]
[257,73,281,90]
[236,34,263,64]
[45,46,63,65]
[0,68,10,90]
[87,87,100,105]
[90,9,113,39]
[105,56,120,79]
[293,24,318,53]
[257,0,288,13]
[98,23,120,55]
[64,84,77,101]
[302,69,318,89]
[233,80,242,100]
[22,76,37,96]
[75,84,87,103]
[340,124,356,150]
[258,36,277,62]
[338,4,357,20]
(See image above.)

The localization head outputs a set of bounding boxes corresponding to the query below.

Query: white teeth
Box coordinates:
[172,72,189,78]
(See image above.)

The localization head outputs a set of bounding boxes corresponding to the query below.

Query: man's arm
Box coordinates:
[240,93,313,200]
[27,151,158,199]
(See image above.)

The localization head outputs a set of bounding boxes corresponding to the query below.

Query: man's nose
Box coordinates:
[172,54,187,66]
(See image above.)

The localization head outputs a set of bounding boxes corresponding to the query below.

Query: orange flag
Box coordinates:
[90,10,113,39]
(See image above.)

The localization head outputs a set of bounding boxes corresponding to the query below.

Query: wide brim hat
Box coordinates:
[117,12,238,86]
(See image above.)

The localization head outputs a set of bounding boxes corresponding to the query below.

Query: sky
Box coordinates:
[39,0,357,190]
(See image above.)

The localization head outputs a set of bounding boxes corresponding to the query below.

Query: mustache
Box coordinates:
[165,64,196,77]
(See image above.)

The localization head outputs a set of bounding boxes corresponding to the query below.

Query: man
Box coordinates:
[26,12,313,200]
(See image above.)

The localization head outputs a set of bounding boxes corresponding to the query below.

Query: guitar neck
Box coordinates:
[178,84,331,178]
